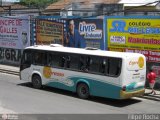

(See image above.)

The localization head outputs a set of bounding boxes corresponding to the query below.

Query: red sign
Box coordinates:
[108,47,160,63]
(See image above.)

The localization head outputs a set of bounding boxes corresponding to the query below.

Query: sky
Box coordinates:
[119,0,159,6]
[2,0,158,4]
[2,0,19,2]
[119,0,158,3]
[2,0,159,6]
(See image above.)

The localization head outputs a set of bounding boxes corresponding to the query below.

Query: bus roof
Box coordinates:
[25,45,144,58]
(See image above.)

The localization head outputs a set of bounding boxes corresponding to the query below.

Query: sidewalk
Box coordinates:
[140,88,160,101]
[0,64,19,75]
[0,64,19,72]
[144,88,160,95]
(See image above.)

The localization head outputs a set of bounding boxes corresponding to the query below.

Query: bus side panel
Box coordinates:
[46,82,75,92]
[20,68,31,81]
[41,67,122,99]
[46,76,122,99]
[89,79,122,99]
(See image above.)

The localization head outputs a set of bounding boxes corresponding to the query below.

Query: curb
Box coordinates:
[0,68,19,76]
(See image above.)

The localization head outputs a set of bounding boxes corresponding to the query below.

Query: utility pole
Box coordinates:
[0,0,11,16]
[156,0,160,10]
[0,0,2,6]
[8,5,11,16]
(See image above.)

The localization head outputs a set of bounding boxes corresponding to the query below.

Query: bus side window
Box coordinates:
[47,53,53,66]
[22,51,32,65]
[26,54,32,64]
[33,52,46,66]
[65,56,70,68]
[116,59,122,75]
[88,56,100,73]
[59,55,71,68]
[79,56,86,71]
[69,54,79,70]
[79,56,92,72]
[108,58,121,76]
[60,56,65,67]
[100,59,106,74]
[34,53,40,65]
[86,57,91,71]
[51,53,61,68]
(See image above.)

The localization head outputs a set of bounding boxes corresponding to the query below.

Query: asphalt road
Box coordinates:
[0,73,160,119]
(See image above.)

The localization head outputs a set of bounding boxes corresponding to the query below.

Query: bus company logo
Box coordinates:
[43,67,64,78]
[138,57,144,68]
[129,57,144,68]
[43,66,52,78]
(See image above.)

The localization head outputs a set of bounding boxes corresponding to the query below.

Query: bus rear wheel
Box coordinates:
[77,83,89,99]
[32,75,42,89]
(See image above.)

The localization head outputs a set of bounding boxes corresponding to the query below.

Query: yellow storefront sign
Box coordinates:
[107,18,160,50]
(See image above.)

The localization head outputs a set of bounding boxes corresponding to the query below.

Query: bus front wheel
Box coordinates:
[32,75,42,89]
[77,83,89,99]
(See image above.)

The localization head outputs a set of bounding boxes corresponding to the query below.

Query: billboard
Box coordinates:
[35,18,104,49]
[0,15,30,49]
[105,16,160,62]
[36,19,64,45]
[65,19,104,49]
[109,48,160,63]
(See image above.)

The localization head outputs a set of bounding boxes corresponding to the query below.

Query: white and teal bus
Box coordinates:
[20,44,146,99]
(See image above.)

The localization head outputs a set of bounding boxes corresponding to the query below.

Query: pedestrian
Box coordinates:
[147,68,156,95]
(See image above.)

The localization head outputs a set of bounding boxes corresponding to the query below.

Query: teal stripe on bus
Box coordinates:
[46,76,122,99]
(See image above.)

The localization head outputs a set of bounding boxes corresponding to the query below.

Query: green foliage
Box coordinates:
[19,0,59,8]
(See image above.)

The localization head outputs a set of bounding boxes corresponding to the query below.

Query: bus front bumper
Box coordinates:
[120,88,145,99]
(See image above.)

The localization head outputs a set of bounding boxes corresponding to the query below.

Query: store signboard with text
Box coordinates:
[36,19,64,45]
[105,16,160,62]
[0,15,30,49]
[109,47,160,63]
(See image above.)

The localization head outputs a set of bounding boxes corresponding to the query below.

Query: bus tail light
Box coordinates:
[122,86,126,91]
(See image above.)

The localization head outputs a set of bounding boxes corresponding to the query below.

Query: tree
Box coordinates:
[19,0,59,9]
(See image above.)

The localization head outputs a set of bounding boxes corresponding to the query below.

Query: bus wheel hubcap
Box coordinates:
[81,87,87,94]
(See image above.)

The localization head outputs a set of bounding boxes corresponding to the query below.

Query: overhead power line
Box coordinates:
[0,0,160,20]
[74,0,160,19]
